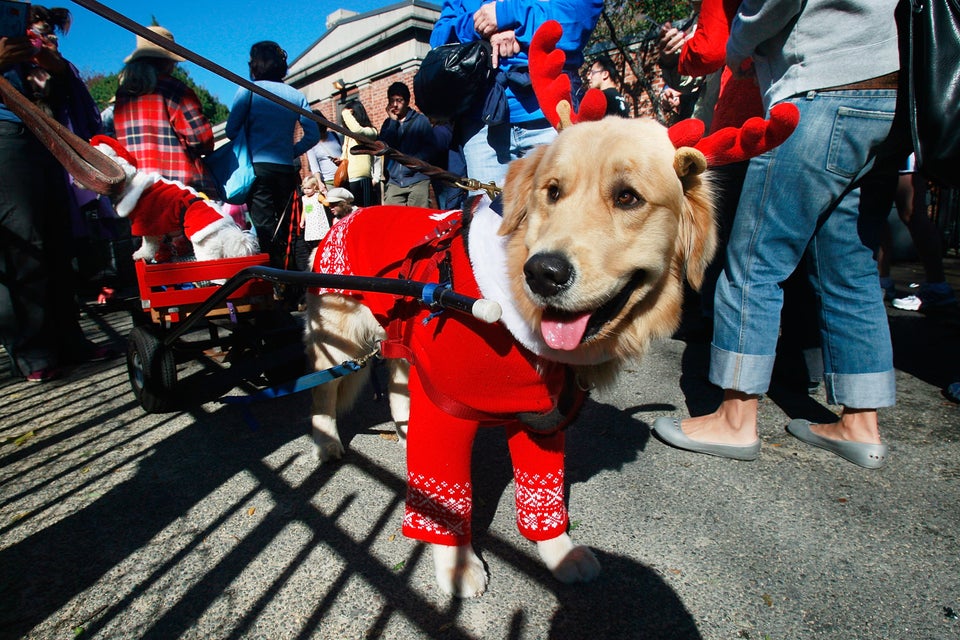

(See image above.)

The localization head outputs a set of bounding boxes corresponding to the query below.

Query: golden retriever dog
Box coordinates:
[302,115,716,597]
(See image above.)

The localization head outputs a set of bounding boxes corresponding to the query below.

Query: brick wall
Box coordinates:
[299,70,421,182]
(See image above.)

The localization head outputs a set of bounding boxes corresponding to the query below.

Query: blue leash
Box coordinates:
[221,360,365,404]
[222,353,376,431]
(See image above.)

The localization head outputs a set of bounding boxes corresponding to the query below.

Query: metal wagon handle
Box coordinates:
[161,266,502,346]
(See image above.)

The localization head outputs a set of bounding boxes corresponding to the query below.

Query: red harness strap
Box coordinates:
[379,212,464,363]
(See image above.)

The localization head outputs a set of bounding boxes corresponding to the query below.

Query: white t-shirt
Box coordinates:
[301,194,329,241]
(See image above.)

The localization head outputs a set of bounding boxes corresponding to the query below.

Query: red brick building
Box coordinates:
[286,0,439,127]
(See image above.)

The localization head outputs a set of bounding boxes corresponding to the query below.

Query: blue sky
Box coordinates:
[58,0,394,105]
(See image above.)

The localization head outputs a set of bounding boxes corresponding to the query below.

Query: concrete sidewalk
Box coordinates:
[1,259,958,640]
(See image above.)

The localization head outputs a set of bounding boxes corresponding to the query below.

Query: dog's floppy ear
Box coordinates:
[675,153,716,291]
[499,146,547,236]
[674,147,707,180]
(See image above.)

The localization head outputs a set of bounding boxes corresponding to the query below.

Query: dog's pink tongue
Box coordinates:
[540,312,590,351]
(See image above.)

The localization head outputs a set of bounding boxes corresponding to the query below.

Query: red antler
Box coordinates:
[529,20,607,130]
[527,20,799,161]
[668,102,801,166]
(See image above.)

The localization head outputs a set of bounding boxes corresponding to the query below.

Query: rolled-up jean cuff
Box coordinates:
[824,371,896,408]
[709,345,776,395]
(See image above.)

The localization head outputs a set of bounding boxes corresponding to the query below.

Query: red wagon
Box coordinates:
[126,253,299,413]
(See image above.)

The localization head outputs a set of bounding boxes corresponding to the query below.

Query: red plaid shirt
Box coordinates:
[114,75,216,195]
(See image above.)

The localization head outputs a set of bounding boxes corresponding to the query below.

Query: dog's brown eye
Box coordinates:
[546,183,561,202]
[615,190,644,208]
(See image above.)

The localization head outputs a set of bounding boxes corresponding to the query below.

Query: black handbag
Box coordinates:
[905,0,960,187]
[414,40,495,121]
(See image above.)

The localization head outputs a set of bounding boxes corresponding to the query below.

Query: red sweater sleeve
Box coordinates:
[677,0,738,77]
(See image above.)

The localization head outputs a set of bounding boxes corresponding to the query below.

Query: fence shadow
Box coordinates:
[1,363,698,639]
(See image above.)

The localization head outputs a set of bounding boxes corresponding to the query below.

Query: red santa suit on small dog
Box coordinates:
[311,199,581,546]
[89,134,259,263]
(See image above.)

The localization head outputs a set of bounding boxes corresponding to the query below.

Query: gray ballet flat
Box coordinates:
[785,419,888,469]
[651,417,761,461]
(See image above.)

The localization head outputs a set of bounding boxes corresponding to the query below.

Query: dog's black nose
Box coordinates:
[524,253,574,297]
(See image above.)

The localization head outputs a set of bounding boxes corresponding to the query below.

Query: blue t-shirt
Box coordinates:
[225,81,319,166]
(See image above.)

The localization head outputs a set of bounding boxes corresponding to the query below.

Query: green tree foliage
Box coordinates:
[599,0,690,37]
[83,68,229,125]
[85,73,118,112]
[171,68,230,124]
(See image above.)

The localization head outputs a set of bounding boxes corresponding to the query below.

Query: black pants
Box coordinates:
[0,121,86,376]
[247,163,299,268]
[347,176,377,207]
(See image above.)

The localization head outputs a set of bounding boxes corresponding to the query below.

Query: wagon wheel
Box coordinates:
[127,325,177,413]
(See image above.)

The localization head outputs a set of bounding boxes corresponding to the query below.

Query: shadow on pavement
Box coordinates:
[0,365,698,638]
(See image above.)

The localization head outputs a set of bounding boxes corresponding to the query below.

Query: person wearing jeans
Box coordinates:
[652,0,902,469]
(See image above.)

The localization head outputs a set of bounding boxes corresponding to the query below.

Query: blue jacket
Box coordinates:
[430,0,603,123]
[226,81,319,166]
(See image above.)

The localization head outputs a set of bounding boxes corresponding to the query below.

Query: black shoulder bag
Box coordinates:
[414,40,495,121]
[905,0,960,187]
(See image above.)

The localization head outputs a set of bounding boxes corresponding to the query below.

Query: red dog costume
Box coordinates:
[312,201,574,545]
[90,134,257,262]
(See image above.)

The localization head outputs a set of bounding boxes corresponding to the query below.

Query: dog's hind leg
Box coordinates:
[309,380,346,462]
[304,293,385,462]
[387,359,410,448]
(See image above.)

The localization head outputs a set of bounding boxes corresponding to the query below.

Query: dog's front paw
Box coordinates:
[131,245,153,262]
[311,439,344,463]
[432,543,488,598]
[133,236,161,263]
[311,430,344,463]
[537,533,600,583]
[311,416,345,463]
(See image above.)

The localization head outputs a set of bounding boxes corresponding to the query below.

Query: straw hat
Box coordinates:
[124,26,185,63]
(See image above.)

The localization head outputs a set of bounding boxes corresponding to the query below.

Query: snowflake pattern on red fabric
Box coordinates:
[514,468,567,536]
[313,211,359,292]
[404,472,473,540]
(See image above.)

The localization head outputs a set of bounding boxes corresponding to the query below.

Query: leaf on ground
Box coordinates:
[14,431,35,446]
[379,433,399,442]
[761,593,773,607]
[392,561,405,571]
[247,507,256,516]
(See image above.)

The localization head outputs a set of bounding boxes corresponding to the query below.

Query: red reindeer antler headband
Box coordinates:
[528,20,800,167]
